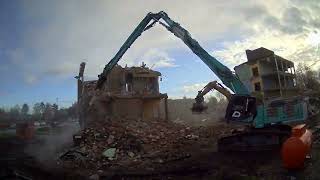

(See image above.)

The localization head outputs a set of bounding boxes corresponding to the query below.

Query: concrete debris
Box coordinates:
[89,174,99,180]
[107,135,115,145]
[102,148,116,160]
[128,152,135,158]
[185,134,199,140]
[312,126,320,144]
[59,118,221,171]
[59,149,87,161]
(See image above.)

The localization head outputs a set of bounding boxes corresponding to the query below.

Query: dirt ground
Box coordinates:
[1,117,319,180]
[0,140,303,180]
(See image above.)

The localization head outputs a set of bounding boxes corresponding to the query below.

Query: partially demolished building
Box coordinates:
[77,62,168,129]
[235,47,298,100]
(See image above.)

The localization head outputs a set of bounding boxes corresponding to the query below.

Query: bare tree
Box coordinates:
[296,63,320,91]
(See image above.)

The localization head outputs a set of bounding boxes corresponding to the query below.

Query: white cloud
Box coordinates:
[139,48,177,69]
[7,0,280,79]
[3,0,320,84]
[213,29,320,70]
[171,82,220,99]
[209,0,320,71]
[306,30,320,47]
[182,83,207,93]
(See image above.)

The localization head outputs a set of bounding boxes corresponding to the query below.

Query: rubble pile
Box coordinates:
[60,118,218,171]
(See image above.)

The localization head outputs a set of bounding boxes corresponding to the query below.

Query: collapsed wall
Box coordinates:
[76,63,168,129]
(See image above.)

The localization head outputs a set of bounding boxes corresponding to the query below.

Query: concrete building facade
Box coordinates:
[235,47,298,101]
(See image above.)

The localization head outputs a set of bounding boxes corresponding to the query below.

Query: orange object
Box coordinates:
[281,124,312,169]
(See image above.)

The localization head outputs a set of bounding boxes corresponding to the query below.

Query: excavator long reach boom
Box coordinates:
[96,11,248,95]
[93,11,311,157]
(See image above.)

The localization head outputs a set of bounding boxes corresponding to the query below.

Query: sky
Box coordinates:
[0,0,320,108]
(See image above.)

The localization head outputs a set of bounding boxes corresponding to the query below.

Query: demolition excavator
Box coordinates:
[96,11,311,156]
[191,81,232,113]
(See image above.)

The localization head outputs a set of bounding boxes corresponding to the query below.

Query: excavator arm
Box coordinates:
[192,81,232,113]
[196,81,232,101]
[96,11,248,95]
[96,12,162,89]
[95,11,256,124]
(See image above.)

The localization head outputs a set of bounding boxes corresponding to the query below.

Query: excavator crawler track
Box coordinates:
[218,125,292,152]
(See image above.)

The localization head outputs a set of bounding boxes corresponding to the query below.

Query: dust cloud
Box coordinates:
[24,121,80,166]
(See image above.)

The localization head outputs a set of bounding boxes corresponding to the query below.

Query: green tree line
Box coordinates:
[0,102,77,123]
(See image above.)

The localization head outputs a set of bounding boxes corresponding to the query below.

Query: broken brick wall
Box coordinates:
[78,64,167,129]
[112,98,165,120]
[142,99,161,120]
[112,99,142,119]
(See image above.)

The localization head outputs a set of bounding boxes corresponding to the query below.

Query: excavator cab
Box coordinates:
[225,95,257,123]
